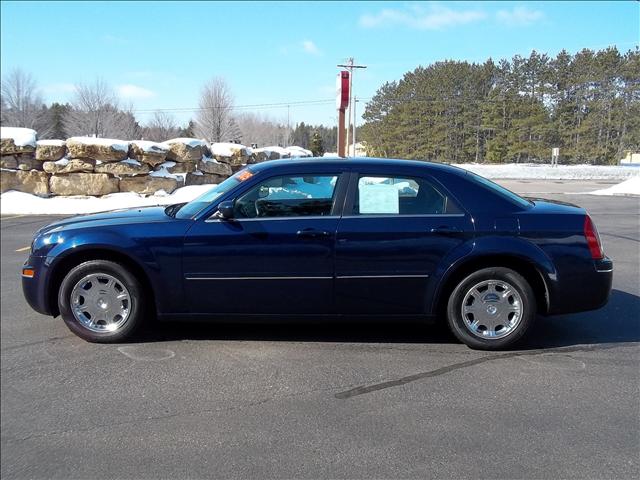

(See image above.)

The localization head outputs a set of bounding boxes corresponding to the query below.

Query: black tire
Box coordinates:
[58,260,145,343]
[446,267,535,350]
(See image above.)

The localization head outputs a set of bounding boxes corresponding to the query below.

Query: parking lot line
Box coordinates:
[1,214,27,221]
[15,246,31,252]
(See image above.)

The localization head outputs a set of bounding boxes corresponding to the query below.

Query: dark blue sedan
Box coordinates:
[22,158,613,349]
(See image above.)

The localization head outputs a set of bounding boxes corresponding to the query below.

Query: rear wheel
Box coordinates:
[446,267,535,350]
[58,260,145,343]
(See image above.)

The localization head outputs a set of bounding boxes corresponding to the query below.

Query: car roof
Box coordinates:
[248,157,469,176]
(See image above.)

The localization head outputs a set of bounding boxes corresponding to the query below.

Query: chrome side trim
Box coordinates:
[337,274,429,279]
[596,268,613,273]
[186,276,333,280]
[341,214,465,219]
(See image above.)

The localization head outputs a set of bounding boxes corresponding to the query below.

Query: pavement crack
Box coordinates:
[334,342,639,399]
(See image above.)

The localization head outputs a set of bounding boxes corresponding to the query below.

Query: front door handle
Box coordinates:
[297,228,331,239]
[430,226,461,235]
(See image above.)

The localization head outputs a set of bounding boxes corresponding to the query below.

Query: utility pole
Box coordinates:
[337,58,366,157]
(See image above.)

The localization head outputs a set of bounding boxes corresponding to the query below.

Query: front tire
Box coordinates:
[446,267,535,350]
[58,260,145,343]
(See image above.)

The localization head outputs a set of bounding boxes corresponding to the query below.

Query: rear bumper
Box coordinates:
[548,257,613,315]
[22,255,55,316]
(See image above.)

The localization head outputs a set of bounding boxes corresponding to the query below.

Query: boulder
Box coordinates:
[36,141,67,161]
[50,173,119,196]
[0,156,18,169]
[120,176,178,195]
[66,137,129,162]
[17,156,44,171]
[129,141,169,167]
[185,172,226,186]
[163,138,205,163]
[210,143,251,166]
[197,158,233,176]
[251,151,268,163]
[1,169,50,196]
[43,158,95,174]
[94,160,149,176]
[0,127,37,155]
[166,161,197,174]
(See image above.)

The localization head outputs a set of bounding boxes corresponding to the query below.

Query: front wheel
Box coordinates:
[58,260,145,343]
[446,267,535,350]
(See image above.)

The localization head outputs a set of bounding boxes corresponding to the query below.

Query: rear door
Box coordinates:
[335,170,474,314]
[183,171,347,314]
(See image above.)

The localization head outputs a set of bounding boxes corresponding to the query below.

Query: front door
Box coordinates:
[335,172,474,314]
[183,173,345,314]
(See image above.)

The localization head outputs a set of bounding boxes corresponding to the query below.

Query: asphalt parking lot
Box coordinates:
[1,180,639,479]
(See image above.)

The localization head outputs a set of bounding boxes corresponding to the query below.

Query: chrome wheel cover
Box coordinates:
[70,273,131,333]
[461,279,523,340]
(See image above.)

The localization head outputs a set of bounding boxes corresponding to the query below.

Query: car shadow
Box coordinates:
[139,289,639,350]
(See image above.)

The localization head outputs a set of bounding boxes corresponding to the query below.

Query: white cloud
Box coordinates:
[359,4,487,30]
[496,6,544,26]
[117,84,155,99]
[302,40,321,55]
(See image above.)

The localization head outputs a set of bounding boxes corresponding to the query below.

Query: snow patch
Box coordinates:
[54,158,70,166]
[162,138,207,148]
[131,140,169,154]
[211,142,250,157]
[586,177,640,196]
[36,139,66,147]
[0,185,217,215]
[0,127,37,147]
[121,158,142,166]
[67,136,129,152]
[456,163,640,180]
[285,146,313,157]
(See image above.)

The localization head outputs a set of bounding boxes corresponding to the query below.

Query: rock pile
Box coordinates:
[1,127,311,198]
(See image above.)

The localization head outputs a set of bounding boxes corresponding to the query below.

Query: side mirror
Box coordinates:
[217,200,235,220]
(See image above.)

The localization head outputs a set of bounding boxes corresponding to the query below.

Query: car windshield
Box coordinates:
[175,168,255,219]
[466,172,533,209]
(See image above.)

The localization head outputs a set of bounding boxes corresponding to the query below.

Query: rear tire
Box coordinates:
[58,260,145,343]
[446,267,535,350]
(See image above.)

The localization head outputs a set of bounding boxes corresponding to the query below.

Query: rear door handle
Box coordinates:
[430,226,461,234]
[297,228,331,239]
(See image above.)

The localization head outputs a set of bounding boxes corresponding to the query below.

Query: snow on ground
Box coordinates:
[36,139,66,147]
[285,146,313,157]
[67,137,129,152]
[0,185,215,215]
[456,163,639,180]
[586,176,640,196]
[0,127,37,147]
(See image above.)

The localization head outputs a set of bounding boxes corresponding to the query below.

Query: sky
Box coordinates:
[1,1,638,129]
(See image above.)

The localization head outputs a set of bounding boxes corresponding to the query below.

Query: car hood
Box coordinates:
[36,206,174,235]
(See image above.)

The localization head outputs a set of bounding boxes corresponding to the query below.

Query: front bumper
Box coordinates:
[22,255,56,316]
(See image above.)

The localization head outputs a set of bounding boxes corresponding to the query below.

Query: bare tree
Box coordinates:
[235,112,288,146]
[0,68,50,135]
[64,78,139,139]
[194,77,234,142]
[142,111,180,142]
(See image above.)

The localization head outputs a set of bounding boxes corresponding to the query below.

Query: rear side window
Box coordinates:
[353,175,462,215]
[235,174,339,218]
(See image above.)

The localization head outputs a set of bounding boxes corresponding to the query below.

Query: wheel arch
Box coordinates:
[433,254,551,318]
[47,247,156,318]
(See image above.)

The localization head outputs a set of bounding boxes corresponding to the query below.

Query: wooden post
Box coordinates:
[338,108,346,158]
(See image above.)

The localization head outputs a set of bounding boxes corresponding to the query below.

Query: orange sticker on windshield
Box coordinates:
[236,170,254,182]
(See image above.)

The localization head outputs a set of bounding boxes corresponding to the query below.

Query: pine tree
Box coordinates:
[310,132,325,157]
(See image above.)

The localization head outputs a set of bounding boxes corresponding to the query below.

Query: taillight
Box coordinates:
[584,215,604,260]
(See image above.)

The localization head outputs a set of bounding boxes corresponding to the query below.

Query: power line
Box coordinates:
[131,98,335,114]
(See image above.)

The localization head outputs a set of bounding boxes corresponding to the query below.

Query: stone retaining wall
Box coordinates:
[0,132,306,197]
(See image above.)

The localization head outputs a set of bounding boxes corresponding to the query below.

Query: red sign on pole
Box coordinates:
[336,71,350,111]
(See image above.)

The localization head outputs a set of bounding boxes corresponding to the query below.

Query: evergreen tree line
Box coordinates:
[361,47,640,164]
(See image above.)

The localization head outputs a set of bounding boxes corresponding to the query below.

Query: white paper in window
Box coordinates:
[359,183,399,214]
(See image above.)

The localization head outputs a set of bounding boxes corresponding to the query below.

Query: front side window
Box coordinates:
[234,174,339,218]
[353,175,461,215]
